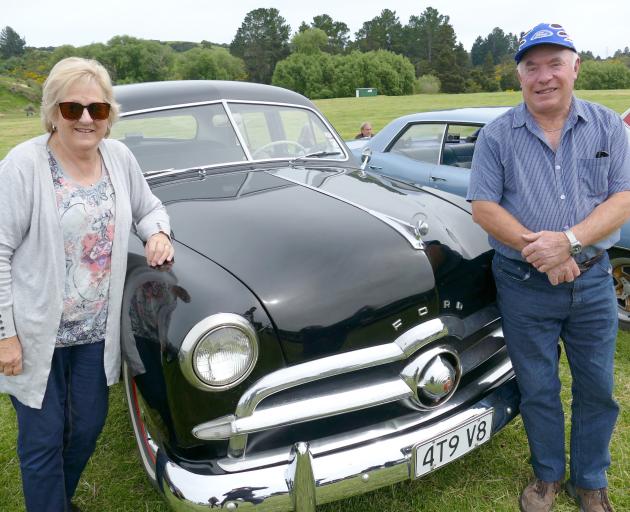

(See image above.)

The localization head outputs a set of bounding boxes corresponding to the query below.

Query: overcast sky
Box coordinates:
[5,0,629,59]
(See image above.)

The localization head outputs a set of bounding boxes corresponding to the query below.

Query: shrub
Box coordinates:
[576,60,630,90]
[414,74,440,94]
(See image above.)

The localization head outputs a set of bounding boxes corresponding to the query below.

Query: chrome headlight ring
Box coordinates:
[179,313,259,391]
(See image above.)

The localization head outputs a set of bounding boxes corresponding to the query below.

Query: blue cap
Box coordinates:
[515,22,577,63]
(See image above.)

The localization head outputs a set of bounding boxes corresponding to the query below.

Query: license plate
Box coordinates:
[413,410,494,478]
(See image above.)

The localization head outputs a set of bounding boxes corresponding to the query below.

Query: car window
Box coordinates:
[113,103,247,173]
[441,124,480,169]
[228,103,343,160]
[389,123,446,164]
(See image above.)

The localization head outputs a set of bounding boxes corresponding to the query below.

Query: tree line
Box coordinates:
[2,8,630,100]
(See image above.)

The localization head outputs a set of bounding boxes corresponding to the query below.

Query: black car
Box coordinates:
[114,80,520,511]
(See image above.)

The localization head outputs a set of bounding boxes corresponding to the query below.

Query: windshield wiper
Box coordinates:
[289,151,342,166]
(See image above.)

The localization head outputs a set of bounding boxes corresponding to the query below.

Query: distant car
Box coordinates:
[623,107,630,126]
[351,107,630,330]
[113,81,520,511]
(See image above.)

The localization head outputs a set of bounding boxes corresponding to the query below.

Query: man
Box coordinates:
[467,22,630,512]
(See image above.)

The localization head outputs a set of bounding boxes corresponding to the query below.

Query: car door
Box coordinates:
[371,122,446,187]
[429,123,483,197]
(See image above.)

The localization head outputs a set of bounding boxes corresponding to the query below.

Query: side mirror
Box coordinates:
[359,147,372,176]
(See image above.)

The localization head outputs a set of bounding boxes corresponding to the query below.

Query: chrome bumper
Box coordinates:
[157,378,519,512]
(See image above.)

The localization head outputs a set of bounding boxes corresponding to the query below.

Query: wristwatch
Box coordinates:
[563,229,582,256]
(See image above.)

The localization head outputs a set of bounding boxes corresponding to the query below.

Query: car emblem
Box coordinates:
[400,347,462,410]
[417,355,456,402]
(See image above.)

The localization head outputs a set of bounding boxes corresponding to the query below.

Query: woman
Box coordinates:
[354,121,373,139]
[0,57,173,511]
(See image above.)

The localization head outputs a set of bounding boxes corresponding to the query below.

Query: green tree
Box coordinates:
[230,8,291,84]
[497,61,520,91]
[309,14,350,54]
[272,52,336,99]
[579,51,596,61]
[471,27,518,66]
[0,26,26,59]
[103,36,174,83]
[292,28,328,55]
[576,60,630,90]
[272,49,414,99]
[354,9,403,54]
[401,7,467,83]
[176,47,246,80]
[435,47,465,93]
[481,52,500,91]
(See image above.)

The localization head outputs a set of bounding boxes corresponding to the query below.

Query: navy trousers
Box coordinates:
[11,341,109,512]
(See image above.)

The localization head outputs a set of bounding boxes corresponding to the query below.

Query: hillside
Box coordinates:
[0,76,40,115]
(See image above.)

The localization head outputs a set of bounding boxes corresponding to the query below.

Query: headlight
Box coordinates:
[180,313,259,391]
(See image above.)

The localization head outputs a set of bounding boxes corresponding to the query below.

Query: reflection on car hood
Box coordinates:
[269,166,490,260]
[153,167,438,363]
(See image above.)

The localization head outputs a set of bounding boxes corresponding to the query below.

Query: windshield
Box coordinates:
[111,101,345,174]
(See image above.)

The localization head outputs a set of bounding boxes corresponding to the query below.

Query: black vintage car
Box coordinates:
[114,81,520,511]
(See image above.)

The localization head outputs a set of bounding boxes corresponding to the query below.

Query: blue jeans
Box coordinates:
[492,252,618,489]
[11,341,109,512]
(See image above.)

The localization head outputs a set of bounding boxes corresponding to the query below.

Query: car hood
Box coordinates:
[152,166,486,363]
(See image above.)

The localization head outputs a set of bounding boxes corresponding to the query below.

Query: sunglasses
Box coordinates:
[58,102,111,121]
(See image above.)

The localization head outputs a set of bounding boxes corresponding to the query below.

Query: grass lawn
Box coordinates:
[1,90,629,510]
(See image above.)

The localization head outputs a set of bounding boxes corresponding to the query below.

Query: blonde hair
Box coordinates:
[41,57,119,136]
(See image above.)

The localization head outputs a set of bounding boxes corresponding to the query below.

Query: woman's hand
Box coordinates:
[0,335,23,376]
[145,232,174,267]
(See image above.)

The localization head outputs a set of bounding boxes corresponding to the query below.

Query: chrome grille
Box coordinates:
[190,314,512,462]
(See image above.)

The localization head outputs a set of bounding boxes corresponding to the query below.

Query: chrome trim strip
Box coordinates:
[194,378,412,440]
[119,99,223,117]
[222,99,253,161]
[158,381,519,511]
[235,319,445,420]
[236,379,412,432]
[270,172,425,251]
[123,362,156,481]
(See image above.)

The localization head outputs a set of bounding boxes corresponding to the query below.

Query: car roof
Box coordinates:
[366,106,512,152]
[114,80,315,114]
[388,106,511,125]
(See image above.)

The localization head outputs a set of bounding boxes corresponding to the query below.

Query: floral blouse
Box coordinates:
[49,150,116,347]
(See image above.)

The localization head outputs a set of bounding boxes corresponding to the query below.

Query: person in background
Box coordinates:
[0,57,174,512]
[467,23,630,512]
[355,121,373,139]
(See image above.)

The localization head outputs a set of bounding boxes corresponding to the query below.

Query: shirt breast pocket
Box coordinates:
[577,157,609,200]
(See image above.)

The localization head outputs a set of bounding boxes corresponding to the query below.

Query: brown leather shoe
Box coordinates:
[519,478,562,512]
[566,481,614,512]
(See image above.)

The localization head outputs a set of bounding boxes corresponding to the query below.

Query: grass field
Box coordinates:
[1,90,629,511]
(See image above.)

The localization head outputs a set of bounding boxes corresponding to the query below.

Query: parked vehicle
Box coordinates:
[114,81,519,511]
[351,107,630,331]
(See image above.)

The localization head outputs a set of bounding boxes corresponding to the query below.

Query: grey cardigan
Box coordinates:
[0,134,170,408]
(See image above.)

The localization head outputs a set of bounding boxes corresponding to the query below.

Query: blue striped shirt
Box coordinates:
[467,97,630,261]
